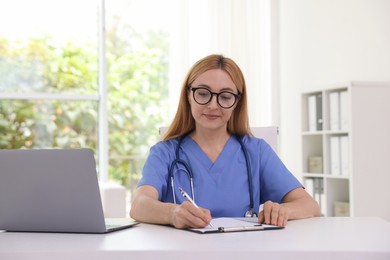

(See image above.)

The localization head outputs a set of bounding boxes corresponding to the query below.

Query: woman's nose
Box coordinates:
[207,94,219,108]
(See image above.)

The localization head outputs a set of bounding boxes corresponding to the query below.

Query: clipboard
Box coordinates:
[188,217,284,234]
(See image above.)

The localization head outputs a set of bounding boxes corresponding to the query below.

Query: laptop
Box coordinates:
[0,148,138,234]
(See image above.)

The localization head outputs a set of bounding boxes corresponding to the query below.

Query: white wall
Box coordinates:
[278,0,390,180]
[168,0,274,127]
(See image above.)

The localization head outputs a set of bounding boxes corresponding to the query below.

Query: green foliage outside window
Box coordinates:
[0,23,169,193]
[0,38,98,150]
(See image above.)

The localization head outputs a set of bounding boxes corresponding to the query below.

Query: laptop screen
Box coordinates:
[0,149,109,233]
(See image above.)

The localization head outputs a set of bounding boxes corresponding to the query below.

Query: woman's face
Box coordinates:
[188,69,238,133]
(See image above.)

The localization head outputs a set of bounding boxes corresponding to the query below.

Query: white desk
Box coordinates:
[0,217,389,260]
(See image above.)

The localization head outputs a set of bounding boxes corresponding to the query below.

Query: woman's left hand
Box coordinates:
[258,200,290,227]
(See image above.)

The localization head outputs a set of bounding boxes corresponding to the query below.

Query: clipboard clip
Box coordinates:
[218,225,264,233]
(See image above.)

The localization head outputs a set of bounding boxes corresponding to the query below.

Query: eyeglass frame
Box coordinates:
[189,86,241,109]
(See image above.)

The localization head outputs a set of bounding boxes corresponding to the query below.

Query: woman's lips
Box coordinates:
[204,114,220,120]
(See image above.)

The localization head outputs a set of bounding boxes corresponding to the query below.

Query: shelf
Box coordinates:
[322,130,348,135]
[324,174,349,180]
[301,131,323,136]
[303,173,349,179]
[302,173,324,178]
[301,81,390,220]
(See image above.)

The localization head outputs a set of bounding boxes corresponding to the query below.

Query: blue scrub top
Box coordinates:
[137,135,302,218]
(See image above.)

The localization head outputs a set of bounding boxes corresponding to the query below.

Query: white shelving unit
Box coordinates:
[301,81,390,221]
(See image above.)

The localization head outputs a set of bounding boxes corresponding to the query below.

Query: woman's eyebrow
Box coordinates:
[195,84,236,92]
[196,84,210,88]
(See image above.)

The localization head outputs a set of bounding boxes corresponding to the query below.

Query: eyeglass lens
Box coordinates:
[192,88,238,108]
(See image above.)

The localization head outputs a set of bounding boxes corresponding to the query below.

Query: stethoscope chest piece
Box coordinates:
[245,208,258,218]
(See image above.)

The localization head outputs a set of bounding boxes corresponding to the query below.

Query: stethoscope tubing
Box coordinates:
[169,135,256,217]
[236,137,255,217]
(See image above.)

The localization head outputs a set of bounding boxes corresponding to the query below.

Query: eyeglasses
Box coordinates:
[190,87,241,109]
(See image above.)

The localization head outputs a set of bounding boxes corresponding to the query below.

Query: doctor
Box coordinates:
[130,54,320,228]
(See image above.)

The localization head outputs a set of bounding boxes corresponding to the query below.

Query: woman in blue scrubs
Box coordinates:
[130,54,320,228]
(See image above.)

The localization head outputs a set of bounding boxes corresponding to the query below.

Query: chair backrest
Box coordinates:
[159,126,279,153]
[250,126,279,153]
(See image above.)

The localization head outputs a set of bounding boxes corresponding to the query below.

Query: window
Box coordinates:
[0,0,99,151]
[0,0,173,196]
[1,0,275,198]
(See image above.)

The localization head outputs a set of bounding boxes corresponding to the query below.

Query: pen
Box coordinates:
[219,225,264,233]
[178,187,214,228]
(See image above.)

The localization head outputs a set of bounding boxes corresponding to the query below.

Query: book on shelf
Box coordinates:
[316,94,323,131]
[308,95,316,131]
[329,135,349,176]
[329,90,348,131]
[304,178,326,216]
[307,93,323,131]
[330,136,341,175]
[329,92,340,131]
[339,90,349,130]
[316,178,326,216]
[304,178,314,197]
[340,135,349,176]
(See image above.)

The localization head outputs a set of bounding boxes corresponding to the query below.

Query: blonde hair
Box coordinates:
[163,54,251,140]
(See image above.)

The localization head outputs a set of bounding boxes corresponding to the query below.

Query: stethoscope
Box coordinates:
[169,135,257,218]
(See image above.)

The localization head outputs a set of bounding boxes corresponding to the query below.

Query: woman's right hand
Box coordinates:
[130,185,212,229]
[170,201,212,229]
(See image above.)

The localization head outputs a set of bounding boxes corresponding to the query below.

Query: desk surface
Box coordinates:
[0,217,389,260]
